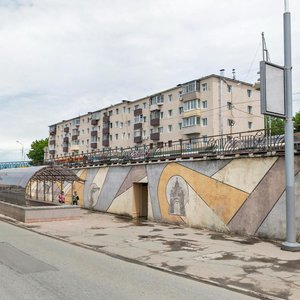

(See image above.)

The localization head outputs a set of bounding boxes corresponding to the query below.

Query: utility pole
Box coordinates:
[281,0,300,251]
[16,140,24,161]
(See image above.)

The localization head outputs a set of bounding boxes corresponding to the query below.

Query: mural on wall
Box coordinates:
[67,155,300,240]
[167,176,188,216]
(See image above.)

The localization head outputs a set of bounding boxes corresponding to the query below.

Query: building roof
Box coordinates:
[0,166,84,189]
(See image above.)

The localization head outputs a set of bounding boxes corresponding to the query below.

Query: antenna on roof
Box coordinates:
[232,69,236,80]
[262,32,271,62]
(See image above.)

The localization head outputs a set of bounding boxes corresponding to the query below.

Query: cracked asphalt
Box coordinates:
[1,209,300,300]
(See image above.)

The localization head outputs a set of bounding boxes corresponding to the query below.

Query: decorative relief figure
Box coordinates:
[166,176,188,216]
[88,183,100,209]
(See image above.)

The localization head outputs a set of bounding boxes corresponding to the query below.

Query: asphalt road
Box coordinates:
[0,221,256,300]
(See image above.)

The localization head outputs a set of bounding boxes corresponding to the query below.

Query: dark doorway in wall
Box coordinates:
[133,183,148,219]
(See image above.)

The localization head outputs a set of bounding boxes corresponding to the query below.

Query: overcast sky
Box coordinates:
[1,0,300,162]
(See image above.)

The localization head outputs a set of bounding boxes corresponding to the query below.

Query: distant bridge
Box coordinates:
[0,161,31,170]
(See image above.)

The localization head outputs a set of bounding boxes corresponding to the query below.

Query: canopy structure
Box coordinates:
[0,166,84,206]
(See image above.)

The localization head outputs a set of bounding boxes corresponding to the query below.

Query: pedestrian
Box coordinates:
[58,191,65,204]
[72,191,79,205]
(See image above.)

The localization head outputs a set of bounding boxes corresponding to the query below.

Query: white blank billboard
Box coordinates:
[260,61,285,118]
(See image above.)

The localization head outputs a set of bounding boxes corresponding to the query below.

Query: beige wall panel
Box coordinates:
[212,157,277,193]
[107,187,133,216]
[182,186,228,232]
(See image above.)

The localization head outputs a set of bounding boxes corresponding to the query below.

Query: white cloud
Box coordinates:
[1,0,300,161]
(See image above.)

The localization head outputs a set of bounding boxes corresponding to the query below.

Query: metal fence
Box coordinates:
[0,161,31,170]
[43,129,299,168]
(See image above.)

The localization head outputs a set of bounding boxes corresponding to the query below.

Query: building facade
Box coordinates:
[46,74,263,159]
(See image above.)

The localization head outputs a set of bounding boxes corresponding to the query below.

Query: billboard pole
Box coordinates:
[281,0,300,251]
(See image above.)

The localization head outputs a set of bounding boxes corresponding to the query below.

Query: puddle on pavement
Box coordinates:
[56,235,69,239]
[94,233,107,236]
[173,233,187,236]
[210,233,261,245]
[151,228,163,232]
[24,225,40,229]
[161,262,187,272]
[85,244,105,250]
[90,226,105,230]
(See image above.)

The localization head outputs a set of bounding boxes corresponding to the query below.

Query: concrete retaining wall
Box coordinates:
[0,200,80,223]
[67,156,300,241]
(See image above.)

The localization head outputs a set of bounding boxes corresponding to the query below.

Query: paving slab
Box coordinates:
[1,209,300,300]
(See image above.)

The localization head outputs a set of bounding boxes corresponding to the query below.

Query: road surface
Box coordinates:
[0,221,256,300]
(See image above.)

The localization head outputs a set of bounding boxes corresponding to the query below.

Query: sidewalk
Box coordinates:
[1,209,300,300]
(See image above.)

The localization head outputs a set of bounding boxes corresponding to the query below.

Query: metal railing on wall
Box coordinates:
[44,128,300,168]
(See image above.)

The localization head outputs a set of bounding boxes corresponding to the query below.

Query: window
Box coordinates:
[82,129,84,134]
[248,122,253,129]
[168,110,172,117]
[127,120,131,126]
[122,132,125,139]
[202,118,208,127]
[179,122,182,130]
[91,136,97,142]
[116,108,119,115]
[183,116,201,127]
[247,106,253,114]
[87,128,90,133]
[168,125,172,132]
[179,107,183,114]
[143,102,147,109]
[182,81,199,94]
[128,133,131,139]
[227,85,232,93]
[183,99,200,111]
[150,95,164,105]
[115,134,119,140]
[120,122,123,128]
[143,130,147,138]
[134,130,141,137]
[134,105,139,109]
[158,127,164,133]
[110,123,113,128]
[227,102,233,110]
[72,118,80,126]
[160,112,164,119]
[134,115,143,123]
[115,121,119,128]
[127,107,131,114]
[108,110,113,116]
[86,139,89,144]
[143,116,147,122]
[109,135,112,141]
[247,89,252,97]
[168,94,173,102]
[202,100,208,109]
[202,83,208,91]
[123,107,126,113]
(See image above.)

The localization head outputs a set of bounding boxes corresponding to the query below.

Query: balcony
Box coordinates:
[91,119,99,126]
[70,144,79,151]
[49,127,56,135]
[103,115,110,123]
[150,118,160,126]
[63,146,68,153]
[72,135,79,141]
[183,108,202,118]
[91,142,97,149]
[91,130,98,137]
[49,140,56,145]
[49,150,55,155]
[134,136,142,143]
[134,108,142,116]
[64,127,69,133]
[134,123,142,130]
[102,139,109,147]
[181,91,201,102]
[182,124,201,135]
[63,137,69,143]
[102,127,109,134]
[150,132,160,141]
[150,104,160,111]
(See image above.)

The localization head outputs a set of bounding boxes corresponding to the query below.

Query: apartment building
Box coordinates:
[46,74,263,159]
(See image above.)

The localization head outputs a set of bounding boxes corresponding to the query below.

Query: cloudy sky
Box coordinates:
[0,0,300,161]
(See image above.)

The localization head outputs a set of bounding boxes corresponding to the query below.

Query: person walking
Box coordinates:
[72,191,79,205]
[58,191,65,204]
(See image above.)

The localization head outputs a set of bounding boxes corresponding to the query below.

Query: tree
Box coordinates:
[27,138,48,165]
[267,117,284,135]
[293,111,300,132]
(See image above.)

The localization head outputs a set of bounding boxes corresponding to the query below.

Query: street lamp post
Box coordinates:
[16,140,24,161]
[281,0,300,251]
